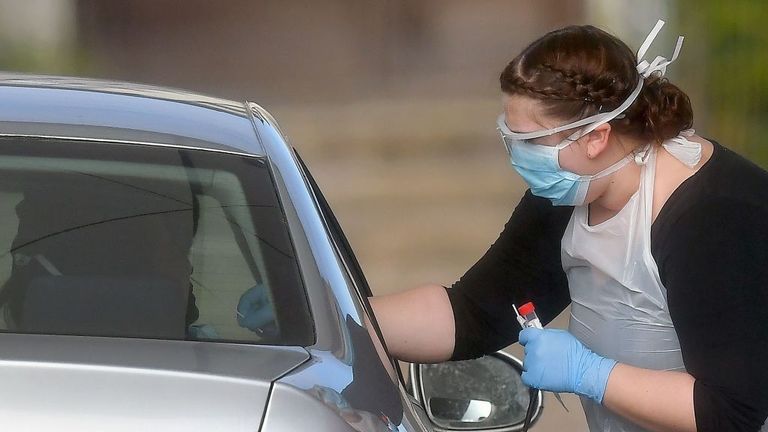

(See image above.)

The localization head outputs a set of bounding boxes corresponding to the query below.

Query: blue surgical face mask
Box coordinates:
[505,135,632,206]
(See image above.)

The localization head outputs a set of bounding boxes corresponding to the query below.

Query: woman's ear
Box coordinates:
[583,123,611,159]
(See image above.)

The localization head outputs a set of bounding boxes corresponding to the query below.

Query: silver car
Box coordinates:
[0,74,542,431]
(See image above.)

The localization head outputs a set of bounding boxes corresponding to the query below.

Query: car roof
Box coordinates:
[0,73,267,156]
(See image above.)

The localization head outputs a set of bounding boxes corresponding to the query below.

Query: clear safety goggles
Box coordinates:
[496,76,643,156]
[496,19,683,155]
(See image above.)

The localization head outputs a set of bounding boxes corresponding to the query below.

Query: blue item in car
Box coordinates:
[236,283,275,331]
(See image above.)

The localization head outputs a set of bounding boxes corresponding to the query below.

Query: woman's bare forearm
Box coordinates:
[603,364,697,432]
[369,284,455,363]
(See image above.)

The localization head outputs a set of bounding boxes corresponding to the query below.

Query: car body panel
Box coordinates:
[0,74,261,156]
[0,333,309,431]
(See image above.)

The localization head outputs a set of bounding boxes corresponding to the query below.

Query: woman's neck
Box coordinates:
[588,137,648,223]
[597,163,641,202]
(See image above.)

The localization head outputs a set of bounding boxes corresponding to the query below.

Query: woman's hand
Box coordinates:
[236,283,275,331]
[521,328,698,431]
[519,328,617,403]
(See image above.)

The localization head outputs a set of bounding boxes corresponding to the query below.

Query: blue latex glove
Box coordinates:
[188,323,219,339]
[519,328,617,404]
[236,283,275,331]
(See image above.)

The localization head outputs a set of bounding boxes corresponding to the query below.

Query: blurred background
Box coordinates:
[0,1,765,430]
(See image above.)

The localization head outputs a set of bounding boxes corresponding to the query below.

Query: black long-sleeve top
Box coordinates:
[446,140,768,431]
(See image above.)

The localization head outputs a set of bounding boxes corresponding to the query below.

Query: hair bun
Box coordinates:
[629,74,693,143]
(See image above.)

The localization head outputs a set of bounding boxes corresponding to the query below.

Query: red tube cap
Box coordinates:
[518,302,535,316]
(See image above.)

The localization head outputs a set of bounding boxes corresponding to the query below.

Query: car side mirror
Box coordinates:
[410,351,542,431]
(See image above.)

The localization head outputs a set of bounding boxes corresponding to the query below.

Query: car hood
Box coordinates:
[0,333,309,431]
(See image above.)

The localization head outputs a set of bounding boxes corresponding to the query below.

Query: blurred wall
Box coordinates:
[75,1,582,104]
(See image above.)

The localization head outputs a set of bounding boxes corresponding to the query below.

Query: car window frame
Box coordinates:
[293,149,406,385]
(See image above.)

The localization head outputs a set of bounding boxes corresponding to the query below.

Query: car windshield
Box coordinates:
[0,137,313,346]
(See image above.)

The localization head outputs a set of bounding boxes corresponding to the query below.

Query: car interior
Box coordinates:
[0,140,312,345]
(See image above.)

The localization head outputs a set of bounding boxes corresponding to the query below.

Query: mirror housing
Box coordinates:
[410,351,543,431]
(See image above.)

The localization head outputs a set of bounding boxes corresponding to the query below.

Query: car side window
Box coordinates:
[0,138,313,346]
[295,150,405,385]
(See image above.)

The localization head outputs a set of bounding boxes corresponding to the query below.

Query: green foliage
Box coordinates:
[676,0,768,165]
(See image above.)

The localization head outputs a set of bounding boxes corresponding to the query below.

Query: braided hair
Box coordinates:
[500,25,692,145]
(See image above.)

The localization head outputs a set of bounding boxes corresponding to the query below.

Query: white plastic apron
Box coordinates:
[561,140,686,432]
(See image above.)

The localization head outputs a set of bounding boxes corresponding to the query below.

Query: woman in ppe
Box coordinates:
[371,20,768,432]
